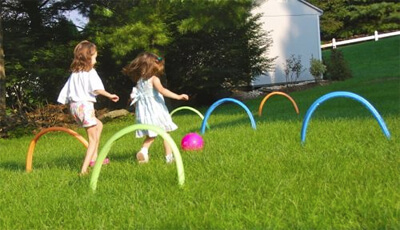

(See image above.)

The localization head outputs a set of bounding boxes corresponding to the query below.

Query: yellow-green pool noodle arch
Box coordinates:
[170,106,210,129]
[90,124,185,191]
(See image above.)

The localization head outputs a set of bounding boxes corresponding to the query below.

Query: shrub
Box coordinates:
[325,49,352,81]
[309,56,327,82]
[283,55,305,86]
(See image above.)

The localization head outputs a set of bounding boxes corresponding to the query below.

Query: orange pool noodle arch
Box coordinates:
[258,91,299,117]
[26,127,88,172]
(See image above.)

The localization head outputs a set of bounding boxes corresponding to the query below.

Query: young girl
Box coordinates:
[57,40,119,175]
[122,52,189,163]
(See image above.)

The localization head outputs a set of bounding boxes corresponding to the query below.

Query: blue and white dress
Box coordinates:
[130,77,177,138]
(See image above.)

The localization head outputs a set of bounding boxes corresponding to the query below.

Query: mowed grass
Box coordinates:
[0,36,399,229]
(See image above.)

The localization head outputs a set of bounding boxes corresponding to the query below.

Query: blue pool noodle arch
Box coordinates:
[200,98,256,134]
[301,91,391,143]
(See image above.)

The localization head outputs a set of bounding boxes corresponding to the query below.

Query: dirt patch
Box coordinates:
[232,80,331,100]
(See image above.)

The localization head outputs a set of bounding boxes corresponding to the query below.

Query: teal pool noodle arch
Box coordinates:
[200,98,256,134]
[90,124,185,191]
[301,91,391,144]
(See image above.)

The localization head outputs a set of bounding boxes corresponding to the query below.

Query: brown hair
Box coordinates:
[70,40,97,72]
[122,52,165,83]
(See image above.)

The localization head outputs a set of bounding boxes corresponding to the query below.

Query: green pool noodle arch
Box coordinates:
[170,106,210,129]
[90,124,185,191]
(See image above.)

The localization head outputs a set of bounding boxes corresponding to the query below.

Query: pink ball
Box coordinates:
[181,133,204,151]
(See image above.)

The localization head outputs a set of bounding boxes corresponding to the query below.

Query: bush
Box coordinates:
[309,56,326,82]
[325,49,352,81]
[283,55,305,86]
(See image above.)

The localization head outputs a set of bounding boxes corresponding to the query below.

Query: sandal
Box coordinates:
[90,158,110,167]
[136,152,149,164]
[165,154,175,164]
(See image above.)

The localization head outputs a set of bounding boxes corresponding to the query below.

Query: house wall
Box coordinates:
[251,0,322,87]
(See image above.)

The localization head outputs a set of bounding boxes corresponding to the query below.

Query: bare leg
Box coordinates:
[90,118,103,161]
[163,138,172,156]
[142,136,155,149]
[80,125,99,175]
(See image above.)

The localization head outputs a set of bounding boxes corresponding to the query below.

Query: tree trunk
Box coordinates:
[0,6,6,120]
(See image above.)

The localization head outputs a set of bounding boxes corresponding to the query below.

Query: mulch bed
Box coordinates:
[0,104,114,138]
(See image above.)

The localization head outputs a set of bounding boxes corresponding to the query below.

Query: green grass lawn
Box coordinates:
[0,36,399,229]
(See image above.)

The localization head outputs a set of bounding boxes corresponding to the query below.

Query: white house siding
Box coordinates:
[251,0,323,86]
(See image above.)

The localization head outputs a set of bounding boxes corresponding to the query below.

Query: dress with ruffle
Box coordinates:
[130,77,177,138]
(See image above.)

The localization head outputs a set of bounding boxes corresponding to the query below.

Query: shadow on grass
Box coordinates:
[28,155,81,171]
[0,161,25,172]
[197,116,259,133]
[174,102,258,116]
[30,154,136,172]
[104,151,136,163]
[174,112,301,133]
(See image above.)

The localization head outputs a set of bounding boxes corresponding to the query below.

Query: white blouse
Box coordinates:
[57,69,105,104]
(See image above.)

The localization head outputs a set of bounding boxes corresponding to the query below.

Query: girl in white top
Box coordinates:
[123,52,189,163]
[58,40,119,175]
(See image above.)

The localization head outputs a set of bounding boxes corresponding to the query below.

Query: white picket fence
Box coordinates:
[321,30,400,49]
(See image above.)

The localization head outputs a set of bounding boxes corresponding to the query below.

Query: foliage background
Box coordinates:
[307,0,400,41]
[2,0,274,111]
[1,0,399,119]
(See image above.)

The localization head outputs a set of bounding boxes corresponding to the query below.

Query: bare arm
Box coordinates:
[93,89,120,102]
[152,76,189,101]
